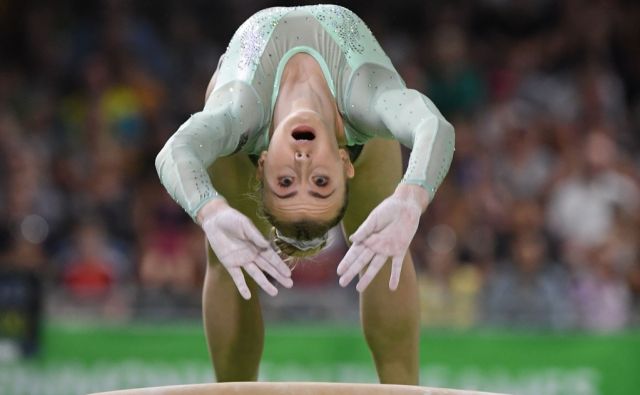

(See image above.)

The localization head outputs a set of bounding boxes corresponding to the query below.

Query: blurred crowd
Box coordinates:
[0,0,639,331]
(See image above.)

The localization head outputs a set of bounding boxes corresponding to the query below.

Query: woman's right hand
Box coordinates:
[198,199,293,300]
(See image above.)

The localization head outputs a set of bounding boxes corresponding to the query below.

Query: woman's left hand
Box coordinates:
[337,184,429,292]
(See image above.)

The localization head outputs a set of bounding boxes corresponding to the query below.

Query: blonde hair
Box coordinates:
[269,227,327,269]
[265,213,341,258]
[255,183,348,263]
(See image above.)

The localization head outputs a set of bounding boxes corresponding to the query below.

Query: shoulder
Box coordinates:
[204,80,268,153]
[340,63,404,139]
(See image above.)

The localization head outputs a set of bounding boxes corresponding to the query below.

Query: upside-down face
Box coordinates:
[258,108,354,225]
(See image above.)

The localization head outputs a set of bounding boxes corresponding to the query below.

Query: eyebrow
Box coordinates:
[272,189,336,199]
[273,191,297,199]
[310,189,335,199]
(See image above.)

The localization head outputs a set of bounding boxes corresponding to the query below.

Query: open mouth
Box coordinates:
[291,127,316,141]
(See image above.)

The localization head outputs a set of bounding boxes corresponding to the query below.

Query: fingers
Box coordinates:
[339,247,374,287]
[255,254,293,288]
[221,248,258,265]
[348,202,393,244]
[260,248,292,278]
[240,218,270,249]
[225,254,290,300]
[356,254,387,292]
[243,262,278,297]
[239,217,292,279]
[348,216,376,244]
[349,206,383,243]
[337,243,365,276]
[227,267,251,300]
[360,233,386,251]
[389,254,404,291]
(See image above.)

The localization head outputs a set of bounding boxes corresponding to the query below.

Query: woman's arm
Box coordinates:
[204,54,224,103]
[155,80,263,221]
[155,105,237,221]
[338,69,454,292]
[372,88,455,201]
[343,64,455,201]
[156,74,289,298]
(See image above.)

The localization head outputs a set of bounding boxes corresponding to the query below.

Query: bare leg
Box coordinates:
[360,254,420,384]
[203,153,271,381]
[342,138,420,384]
[203,245,264,381]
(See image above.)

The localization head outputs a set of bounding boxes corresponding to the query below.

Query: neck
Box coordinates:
[271,54,345,143]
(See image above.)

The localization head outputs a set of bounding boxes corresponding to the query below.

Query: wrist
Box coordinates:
[196,198,229,226]
[394,183,430,213]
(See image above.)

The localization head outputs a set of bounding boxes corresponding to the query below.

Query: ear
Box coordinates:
[339,149,355,179]
[256,151,268,180]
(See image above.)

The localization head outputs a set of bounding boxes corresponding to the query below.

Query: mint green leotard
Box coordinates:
[156,5,455,221]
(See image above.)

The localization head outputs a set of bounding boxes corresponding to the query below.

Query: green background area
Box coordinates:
[4,323,640,395]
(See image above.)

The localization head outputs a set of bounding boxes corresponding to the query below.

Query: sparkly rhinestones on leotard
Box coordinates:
[156,5,455,220]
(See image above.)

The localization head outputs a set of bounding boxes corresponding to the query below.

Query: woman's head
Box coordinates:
[257,108,354,257]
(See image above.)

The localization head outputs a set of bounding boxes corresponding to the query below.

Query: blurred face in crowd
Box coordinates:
[585,131,616,174]
[513,233,547,274]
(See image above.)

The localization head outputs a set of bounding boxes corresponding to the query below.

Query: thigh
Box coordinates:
[342,138,403,240]
[207,154,270,236]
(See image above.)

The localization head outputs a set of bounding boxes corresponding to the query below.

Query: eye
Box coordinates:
[313,176,329,187]
[278,176,294,187]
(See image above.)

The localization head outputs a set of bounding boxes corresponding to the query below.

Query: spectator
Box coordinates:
[426,24,486,118]
[55,220,130,300]
[415,224,483,329]
[0,0,639,330]
[546,131,639,264]
[482,232,574,330]
[573,242,633,332]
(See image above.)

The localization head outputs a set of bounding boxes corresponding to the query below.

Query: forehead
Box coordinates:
[262,184,346,221]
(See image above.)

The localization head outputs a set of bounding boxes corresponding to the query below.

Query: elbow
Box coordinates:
[155,114,201,178]
[441,117,455,138]
[155,134,191,180]
[155,141,170,179]
[439,117,455,152]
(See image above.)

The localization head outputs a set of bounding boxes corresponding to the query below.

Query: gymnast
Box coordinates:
[156,4,454,386]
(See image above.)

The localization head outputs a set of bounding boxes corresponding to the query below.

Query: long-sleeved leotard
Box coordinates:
[156,5,455,221]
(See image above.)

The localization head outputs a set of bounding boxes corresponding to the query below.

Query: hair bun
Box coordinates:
[275,229,327,251]
[271,227,328,264]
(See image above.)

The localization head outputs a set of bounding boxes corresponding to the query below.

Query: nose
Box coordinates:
[294,152,309,161]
